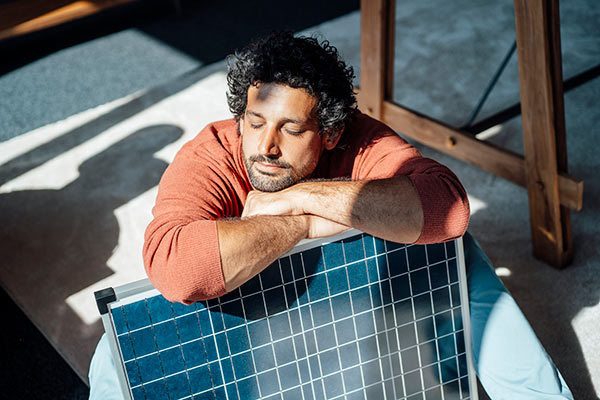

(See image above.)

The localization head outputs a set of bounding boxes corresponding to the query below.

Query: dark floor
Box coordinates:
[0,1,359,398]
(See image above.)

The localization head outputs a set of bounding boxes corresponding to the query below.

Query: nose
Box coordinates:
[258,125,280,157]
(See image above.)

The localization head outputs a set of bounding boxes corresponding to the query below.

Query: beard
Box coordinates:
[243,153,304,192]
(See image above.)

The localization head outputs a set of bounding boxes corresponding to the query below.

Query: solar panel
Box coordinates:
[96,229,477,400]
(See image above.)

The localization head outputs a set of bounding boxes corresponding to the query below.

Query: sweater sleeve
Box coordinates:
[143,127,245,303]
[350,123,470,244]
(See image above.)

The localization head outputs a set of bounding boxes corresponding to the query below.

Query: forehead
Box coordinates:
[246,83,318,122]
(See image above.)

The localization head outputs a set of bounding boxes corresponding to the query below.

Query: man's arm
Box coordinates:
[242,176,424,244]
[218,214,349,292]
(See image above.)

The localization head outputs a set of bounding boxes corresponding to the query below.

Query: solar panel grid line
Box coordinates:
[164,298,196,399]
[234,286,264,400]
[205,297,227,399]
[337,236,364,399]
[256,258,284,398]
[385,240,408,399]
[374,237,402,399]
[304,246,330,399]
[276,256,307,400]
[290,252,315,400]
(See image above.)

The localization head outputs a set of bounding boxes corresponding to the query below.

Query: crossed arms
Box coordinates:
[218,176,423,292]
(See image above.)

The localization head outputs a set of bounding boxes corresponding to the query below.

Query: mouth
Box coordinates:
[255,162,285,174]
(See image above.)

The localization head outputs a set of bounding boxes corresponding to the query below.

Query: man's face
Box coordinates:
[240,83,338,192]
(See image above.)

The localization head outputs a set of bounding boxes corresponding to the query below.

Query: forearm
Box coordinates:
[217,215,308,292]
[296,177,423,243]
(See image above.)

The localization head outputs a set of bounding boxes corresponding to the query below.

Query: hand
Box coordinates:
[242,188,304,218]
[306,215,349,239]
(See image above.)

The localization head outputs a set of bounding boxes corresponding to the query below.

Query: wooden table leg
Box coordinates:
[514,0,573,268]
[358,0,395,118]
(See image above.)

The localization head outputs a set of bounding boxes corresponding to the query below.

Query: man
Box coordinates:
[89,32,572,399]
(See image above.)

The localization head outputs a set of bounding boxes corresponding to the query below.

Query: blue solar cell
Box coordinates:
[419,342,437,366]
[264,286,286,316]
[391,274,410,302]
[176,313,202,343]
[322,240,344,269]
[273,338,295,365]
[225,382,239,400]
[436,311,454,337]
[446,241,456,258]
[387,248,408,276]
[171,301,196,317]
[362,359,381,386]
[397,323,417,349]
[279,256,293,283]
[137,353,162,383]
[299,305,313,330]
[364,235,375,257]
[448,258,459,283]
[432,287,451,314]
[407,245,427,271]
[366,257,379,283]
[293,335,305,358]
[181,339,207,368]
[417,316,435,343]
[414,293,433,319]
[248,320,270,347]
[302,246,324,275]
[284,284,298,309]
[143,379,168,400]
[359,336,378,362]
[450,283,461,307]
[221,300,244,329]
[323,373,344,398]
[123,301,150,331]
[411,268,431,296]
[260,261,283,290]
[279,363,300,390]
[203,336,218,362]
[258,370,279,396]
[153,320,178,349]
[351,286,371,313]
[334,318,355,345]
[304,331,317,355]
[215,333,229,358]
[269,313,291,341]
[426,386,443,400]
[405,369,422,396]
[118,334,135,361]
[160,346,185,376]
[438,334,457,361]
[131,386,145,400]
[308,355,320,379]
[315,324,336,352]
[401,347,420,372]
[220,358,234,383]
[210,309,224,333]
[130,327,156,358]
[243,292,266,320]
[343,365,362,392]
[394,299,413,326]
[288,309,302,335]
[319,348,340,375]
[453,308,463,331]
[125,360,141,387]
[253,345,275,371]
[380,279,392,304]
[343,236,365,263]
[282,386,302,400]
[339,342,359,369]
[237,376,260,399]
[355,312,375,339]
[146,296,172,324]
[347,260,368,289]
[311,299,332,327]
[208,361,223,387]
[312,379,325,398]
[240,275,262,297]
[376,332,389,355]
[456,330,465,354]
[327,267,349,296]
[440,358,459,384]
[232,351,255,380]
[112,307,128,334]
[331,293,351,320]
[295,279,309,306]
[165,372,191,399]
[227,326,250,355]
[307,273,328,302]
[290,253,305,279]
[298,359,310,382]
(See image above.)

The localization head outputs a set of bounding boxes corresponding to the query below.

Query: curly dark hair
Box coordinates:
[226,31,357,136]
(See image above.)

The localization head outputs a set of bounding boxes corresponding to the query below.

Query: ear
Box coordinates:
[323,127,344,150]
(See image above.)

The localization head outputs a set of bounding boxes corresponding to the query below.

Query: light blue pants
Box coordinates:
[89,233,573,399]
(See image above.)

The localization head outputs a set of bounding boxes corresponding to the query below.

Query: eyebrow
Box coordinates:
[246,110,308,125]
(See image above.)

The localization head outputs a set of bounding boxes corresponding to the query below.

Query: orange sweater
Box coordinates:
[143,112,470,303]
